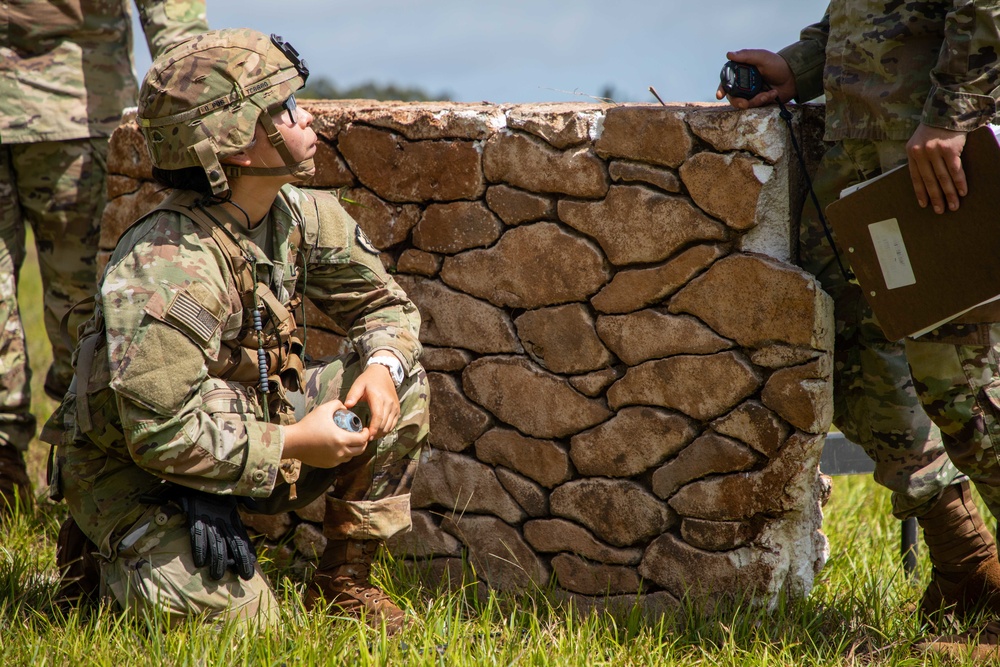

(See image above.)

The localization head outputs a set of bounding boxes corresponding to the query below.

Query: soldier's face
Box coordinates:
[244,101,317,171]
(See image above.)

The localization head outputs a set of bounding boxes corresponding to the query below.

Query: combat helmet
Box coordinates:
[137,28,312,195]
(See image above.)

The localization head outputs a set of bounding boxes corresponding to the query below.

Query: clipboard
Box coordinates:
[825,125,1000,341]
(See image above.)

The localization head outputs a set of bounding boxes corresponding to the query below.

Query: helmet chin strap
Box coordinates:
[223,103,315,182]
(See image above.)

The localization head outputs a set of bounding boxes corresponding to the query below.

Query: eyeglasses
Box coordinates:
[281,94,298,124]
[270,34,310,83]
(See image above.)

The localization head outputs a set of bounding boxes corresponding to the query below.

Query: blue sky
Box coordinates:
[132,1,827,104]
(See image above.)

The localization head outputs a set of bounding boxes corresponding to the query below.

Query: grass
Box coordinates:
[5,234,981,665]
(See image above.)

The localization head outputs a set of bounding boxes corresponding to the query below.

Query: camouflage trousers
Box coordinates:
[800,138,960,519]
[98,354,429,625]
[906,325,1000,520]
[0,139,103,451]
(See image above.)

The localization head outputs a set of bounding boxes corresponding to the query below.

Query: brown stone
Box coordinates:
[300,296,346,335]
[108,121,152,179]
[669,254,834,350]
[485,185,557,225]
[428,373,494,452]
[346,102,504,140]
[442,514,549,591]
[413,202,503,254]
[751,344,824,369]
[293,523,327,560]
[550,478,676,547]
[650,432,759,499]
[339,187,421,249]
[638,533,772,603]
[668,431,825,521]
[523,519,643,565]
[710,400,791,458]
[411,450,527,524]
[608,351,761,420]
[595,106,693,167]
[608,160,682,193]
[463,356,612,439]
[552,554,642,595]
[570,406,698,477]
[100,182,168,249]
[395,250,440,277]
[294,495,326,523]
[680,151,771,231]
[596,310,732,365]
[514,304,614,374]
[475,428,573,488]
[240,511,292,541]
[303,140,355,188]
[681,518,758,552]
[569,368,623,397]
[395,276,522,353]
[440,222,611,309]
[338,124,484,202]
[686,106,790,163]
[386,510,463,558]
[559,185,727,266]
[590,243,728,314]
[506,106,598,149]
[482,131,609,198]
[496,467,549,517]
[761,358,833,434]
[421,346,474,372]
[106,174,141,200]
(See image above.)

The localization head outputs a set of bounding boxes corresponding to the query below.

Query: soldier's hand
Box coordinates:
[906,123,968,214]
[345,364,400,441]
[716,49,797,110]
[282,399,370,468]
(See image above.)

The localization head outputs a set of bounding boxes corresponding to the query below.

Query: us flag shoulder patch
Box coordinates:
[166,289,221,344]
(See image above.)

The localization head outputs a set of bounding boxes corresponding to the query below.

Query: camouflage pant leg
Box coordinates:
[905,324,1000,521]
[0,147,33,450]
[0,140,104,451]
[262,354,430,541]
[800,139,958,518]
[102,506,279,626]
[11,140,104,399]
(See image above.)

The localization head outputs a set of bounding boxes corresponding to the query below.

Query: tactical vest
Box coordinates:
[71,189,310,451]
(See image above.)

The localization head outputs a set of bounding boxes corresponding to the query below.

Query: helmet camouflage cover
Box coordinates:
[138,28,310,194]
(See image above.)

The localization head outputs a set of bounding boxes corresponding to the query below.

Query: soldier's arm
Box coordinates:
[104,220,284,498]
[133,0,209,58]
[299,193,422,376]
[907,0,1000,214]
[716,6,827,109]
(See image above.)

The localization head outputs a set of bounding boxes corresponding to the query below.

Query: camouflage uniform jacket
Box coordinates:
[778,0,1000,141]
[45,184,422,548]
[0,0,207,143]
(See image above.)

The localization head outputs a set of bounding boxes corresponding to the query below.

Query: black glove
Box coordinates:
[176,489,257,581]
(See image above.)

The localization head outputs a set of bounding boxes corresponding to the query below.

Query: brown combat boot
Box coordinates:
[917,481,1000,629]
[0,443,32,515]
[55,516,101,607]
[915,619,1000,660]
[304,540,407,634]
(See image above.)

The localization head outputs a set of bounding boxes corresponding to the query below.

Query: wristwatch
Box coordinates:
[366,354,404,387]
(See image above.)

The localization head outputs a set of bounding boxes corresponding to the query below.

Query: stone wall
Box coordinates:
[102,100,833,616]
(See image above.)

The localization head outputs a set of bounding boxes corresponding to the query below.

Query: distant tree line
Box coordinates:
[298,76,452,102]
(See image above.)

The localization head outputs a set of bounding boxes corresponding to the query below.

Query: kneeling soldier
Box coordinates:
[43,28,429,631]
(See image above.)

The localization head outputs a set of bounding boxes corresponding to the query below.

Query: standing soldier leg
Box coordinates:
[906,325,1000,627]
[801,140,977,616]
[11,139,104,400]
[0,146,36,511]
[286,355,429,631]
